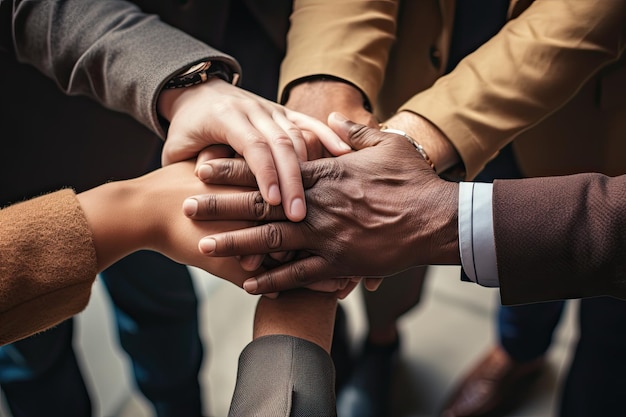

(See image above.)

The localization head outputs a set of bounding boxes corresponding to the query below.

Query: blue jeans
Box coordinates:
[0,250,203,417]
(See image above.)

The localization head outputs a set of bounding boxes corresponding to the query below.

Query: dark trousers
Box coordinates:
[0,251,203,417]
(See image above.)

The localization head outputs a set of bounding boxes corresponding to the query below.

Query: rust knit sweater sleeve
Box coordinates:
[0,189,97,345]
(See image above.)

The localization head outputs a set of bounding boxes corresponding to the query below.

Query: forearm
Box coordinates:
[493,173,626,304]
[229,289,338,416]
[0,190,96,345]
[382,110,462,177]
[7,0,240,138]
[280,0,398,107]
[253,289,337,353]
[285,78,376,128]
[400,0,626,179]
[77,180,145,272]
[78,160,258,285]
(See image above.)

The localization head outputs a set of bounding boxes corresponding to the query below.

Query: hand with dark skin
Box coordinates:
[183,112,461,294]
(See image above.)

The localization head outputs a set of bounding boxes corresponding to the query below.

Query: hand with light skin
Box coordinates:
[78,159,259,286]
[182,112,461,294]
[157,77,352,222]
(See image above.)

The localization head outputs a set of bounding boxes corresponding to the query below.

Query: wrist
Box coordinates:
[77,180,148,271]
[253,289,337,353]
[383,111,463,177]
[157,77,227,122]
[285,77,376,127]
[420,180,461,265]
[284,76,371,111]
[158,60,238,122]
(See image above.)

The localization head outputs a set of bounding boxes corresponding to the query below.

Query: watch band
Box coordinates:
[164,61,239,89]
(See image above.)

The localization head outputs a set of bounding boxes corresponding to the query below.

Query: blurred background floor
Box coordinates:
[0,265,578,417]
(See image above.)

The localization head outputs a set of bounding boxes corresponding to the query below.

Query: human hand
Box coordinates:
[182,113,461,294]
[157,79,352,221]
[222,77,378,273]
[285,78,379,133]
[78,160,261,288]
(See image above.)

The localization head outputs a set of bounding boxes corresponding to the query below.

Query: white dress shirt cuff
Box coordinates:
[458,182,499,287]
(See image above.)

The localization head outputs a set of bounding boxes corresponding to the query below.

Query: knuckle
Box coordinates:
[291,262,309,284]
[347,121,369,140]
[223,233,237,252]
[285,126,303,139]
[234,160,253,180]
[245,132,269,149]
[214,159,236,180]
[262,223,282,249]
[200,194,218,215]
[252,192,272,219]
[264,271,278,292]
[270,133,295,149]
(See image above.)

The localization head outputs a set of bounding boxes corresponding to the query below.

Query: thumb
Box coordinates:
[161,137,193,166]
[328,112,387,151]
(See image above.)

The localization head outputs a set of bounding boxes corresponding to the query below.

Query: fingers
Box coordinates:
[242,256,332,294]
[183,191,288,221]
[195,145,236,167]
[196,158,258,188]
[306,278,352,293]
[336,280,361,300]
[246,112,308,221]
[287,110,352,157]
[327,112,387,150]
[197,156,328,190]
[363,278,384,291]
[162,133,198,166]
[198,222,305,257]
[239,254,266,271]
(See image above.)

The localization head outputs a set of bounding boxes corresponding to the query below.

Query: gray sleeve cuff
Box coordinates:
[229,335,337,417]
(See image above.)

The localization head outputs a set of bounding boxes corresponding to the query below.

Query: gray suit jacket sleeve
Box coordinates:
[493,173,626,305]
[229,335,337,417]
[1,0,241,138]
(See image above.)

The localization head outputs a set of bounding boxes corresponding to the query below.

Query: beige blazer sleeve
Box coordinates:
[493,174,626,305]
[400,0,626,179]
[278,0,399,106]
[0,190,97,345]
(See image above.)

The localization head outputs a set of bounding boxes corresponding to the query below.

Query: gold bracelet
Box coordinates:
[379,126,436,171]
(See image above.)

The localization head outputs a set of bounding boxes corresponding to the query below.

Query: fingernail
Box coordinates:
[290,197,306,220]
[331,112,348,123]
[338,140,352,151]
[243,279,258,293]
[197,164,213,180]
[183,198,198,216]
[199,238,216,254]
[268,184,281,204]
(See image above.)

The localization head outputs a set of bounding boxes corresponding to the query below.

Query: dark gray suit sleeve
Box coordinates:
[229,335,337,417]
[493,173,626,305]
[3,0,241,138]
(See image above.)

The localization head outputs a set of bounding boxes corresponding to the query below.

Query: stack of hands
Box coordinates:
[178,111,460,298]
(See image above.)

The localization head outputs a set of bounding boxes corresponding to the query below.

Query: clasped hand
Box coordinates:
[182,113,461,295]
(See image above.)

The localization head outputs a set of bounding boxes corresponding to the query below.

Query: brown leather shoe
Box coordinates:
[440,346,546,417]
